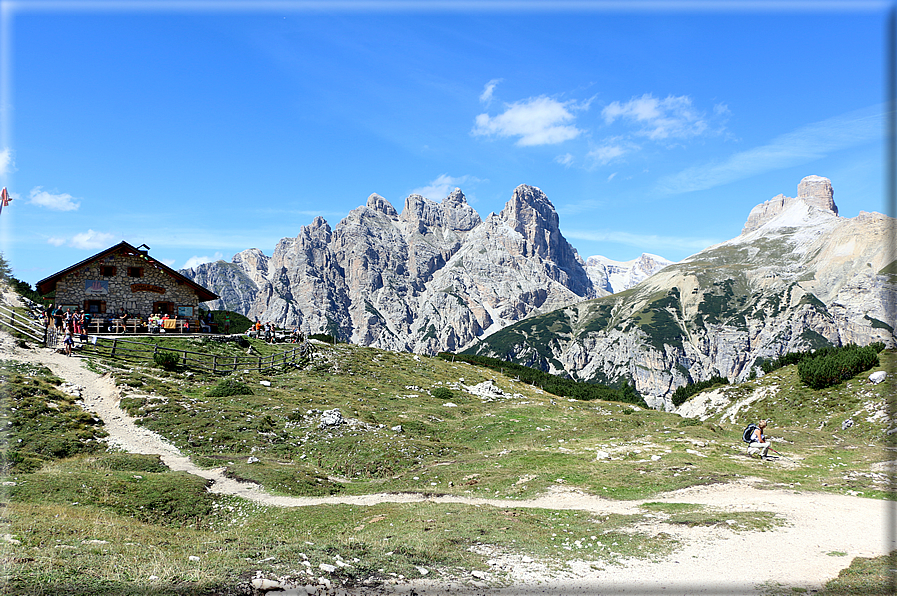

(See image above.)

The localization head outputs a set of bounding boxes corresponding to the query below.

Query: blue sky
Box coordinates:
[0,1,890,287]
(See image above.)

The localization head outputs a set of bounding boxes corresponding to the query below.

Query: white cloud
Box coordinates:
[608,172,617,181]
[657,104,883,194]
[0,148,13,177]
[71,230,117,250]
[587,143,628,165]
[555,153,574,167]
[565,228,720,252]
[183,252,224,270]
[29,186,80,211]
[480,79,502,105]
[48,231,116,249]
[411,174,479,202]
[473,96,584,146]
[160,258,176,267]
[602,94,709,140]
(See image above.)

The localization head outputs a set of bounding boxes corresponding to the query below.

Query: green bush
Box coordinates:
[205,378,254,397]
[437,352,647,407]
[432,387,454,400]
[798,345,880,389]
[153,351,180,371]
[308,333,337,343]
[671,376,729,407]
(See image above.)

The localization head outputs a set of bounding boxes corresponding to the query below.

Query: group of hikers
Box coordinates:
[247,319,306,345]
[42,306,86,357]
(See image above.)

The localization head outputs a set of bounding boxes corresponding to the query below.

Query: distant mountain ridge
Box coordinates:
[183,185,652,353]
[466,176,895,409]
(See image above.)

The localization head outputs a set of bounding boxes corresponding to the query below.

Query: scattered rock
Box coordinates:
[869,371,887,384]
[188,555,200,562]
[841,419,854,430]
[596,450,610,460]
[250,577,283,591]
[260,380,271,387]
[247,456,260,464]
[319,409,344,428]
[391,425,403,433]
[318,563,337,573]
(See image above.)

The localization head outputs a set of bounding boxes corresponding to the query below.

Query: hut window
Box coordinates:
[128,267,144,278]
[101,266,116,276]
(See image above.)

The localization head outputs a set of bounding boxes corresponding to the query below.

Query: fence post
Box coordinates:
[233,356,238,372]
[258,356,262,371]
[111,339,117,357]
[183,350,187,366]
[212,355,217,374]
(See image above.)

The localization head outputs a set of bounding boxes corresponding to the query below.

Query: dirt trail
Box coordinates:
[4,338,893,594]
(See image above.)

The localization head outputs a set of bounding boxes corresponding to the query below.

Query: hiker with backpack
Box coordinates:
[743,420,772,459]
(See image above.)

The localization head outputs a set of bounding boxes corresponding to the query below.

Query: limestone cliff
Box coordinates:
[181,185,595,352]
[469,176,895,410]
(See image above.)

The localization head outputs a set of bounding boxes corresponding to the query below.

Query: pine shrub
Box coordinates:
[153,351,180,371]
[798,345,880,389]
[205,378,254,397]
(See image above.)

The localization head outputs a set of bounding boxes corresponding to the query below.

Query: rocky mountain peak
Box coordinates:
[366,193,398,218]
[302,216,332,244]
[500,185,559,233]
[742,175,839,234]
[797,175,838,215]
[233,248,268,269]
[443,187,467,207]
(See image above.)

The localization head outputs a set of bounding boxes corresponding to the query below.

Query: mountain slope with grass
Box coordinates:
[467,176,895,409]
[1,311,894,594]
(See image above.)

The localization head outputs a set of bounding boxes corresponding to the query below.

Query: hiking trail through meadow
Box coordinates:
[4,334,893,595]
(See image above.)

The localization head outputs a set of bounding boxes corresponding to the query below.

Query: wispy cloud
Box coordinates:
[0,148,13,177]
[183,252,225,269]
[602,94,709,140]
[657,104,883,194]
[565,228,720,252]
[479,78,502,105]
[555,153,574,167]
[48,229,117,250]
[29,187,80,211]
[556,199,604,216]
[586,138,637,166]
[473,96,585,146]
[411,174,480,202]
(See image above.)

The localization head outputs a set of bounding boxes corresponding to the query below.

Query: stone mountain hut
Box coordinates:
[36,241,219,321]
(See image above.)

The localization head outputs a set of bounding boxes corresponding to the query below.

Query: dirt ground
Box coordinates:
[2,329,893,596]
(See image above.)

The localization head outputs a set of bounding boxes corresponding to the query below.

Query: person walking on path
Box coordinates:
[747,420,772,459]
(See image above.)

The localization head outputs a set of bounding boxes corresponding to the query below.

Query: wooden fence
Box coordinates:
[81,336,314,374]
[0,302,48,346]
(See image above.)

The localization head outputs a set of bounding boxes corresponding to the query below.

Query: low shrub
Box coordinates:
[798,345,881,389]
[432,387,454,400]
[309,333,337,343]
[153,351,180,371]
[205,378,254,397]
[671,376,729,407]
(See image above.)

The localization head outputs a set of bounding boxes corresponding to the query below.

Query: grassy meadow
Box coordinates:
[0,336,893,594]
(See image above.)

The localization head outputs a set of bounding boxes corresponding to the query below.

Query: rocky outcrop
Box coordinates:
[470,176,895,410]
[181,185,596,353]
[742,175,839,234]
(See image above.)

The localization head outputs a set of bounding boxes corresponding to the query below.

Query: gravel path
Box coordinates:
[4,337,893,595]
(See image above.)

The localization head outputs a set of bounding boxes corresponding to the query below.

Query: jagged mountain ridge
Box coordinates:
[466,176,895,410]
[184,185,653,353]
